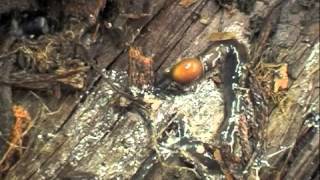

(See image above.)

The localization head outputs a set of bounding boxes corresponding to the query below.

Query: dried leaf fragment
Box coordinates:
[179,0,198,8]
[209,32,237,42]
[273,64,289,93]
[55,66,89,89]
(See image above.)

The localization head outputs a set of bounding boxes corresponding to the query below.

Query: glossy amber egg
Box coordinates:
[170,58,204,84]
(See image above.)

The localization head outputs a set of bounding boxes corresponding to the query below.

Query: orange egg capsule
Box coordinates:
[170,58,204,84]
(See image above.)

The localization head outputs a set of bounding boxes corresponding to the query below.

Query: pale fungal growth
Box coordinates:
[304,42,319,71]
[132,77,224,178]
[167,79,224,142]
[62,71,151,179]
[223,21,250,52]
[140,77,224,143]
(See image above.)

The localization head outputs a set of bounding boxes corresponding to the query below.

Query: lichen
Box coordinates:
[155,79,224,143]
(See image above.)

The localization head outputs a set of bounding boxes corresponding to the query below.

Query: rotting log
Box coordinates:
[0,0,319,179]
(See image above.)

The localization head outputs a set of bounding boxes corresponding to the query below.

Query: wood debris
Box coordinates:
[179,0,198,8]
[0,105,32,171]
[254,62,289,103]
[128,47,154,88]
[209,32,237,42]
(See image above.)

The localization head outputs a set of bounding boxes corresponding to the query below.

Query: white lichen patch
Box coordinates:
[223,21,250,52]
[170,80,224,143]
[304,42,319,71]
[44,71,135,178]
[148,79,224,143]
[90,112,149,179]
[292,42,319,106]
[53,70,149,179]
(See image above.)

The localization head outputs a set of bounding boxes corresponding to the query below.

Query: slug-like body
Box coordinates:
[170,58,204,84]
[221,42,247,141]
[218,40,254,167]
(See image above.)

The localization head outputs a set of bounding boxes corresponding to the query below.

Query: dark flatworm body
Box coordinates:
[218,40,252,158]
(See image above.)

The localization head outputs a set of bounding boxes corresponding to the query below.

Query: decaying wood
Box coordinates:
[0,0,319,179]
[0,59,15,163]
[128,47,154,87]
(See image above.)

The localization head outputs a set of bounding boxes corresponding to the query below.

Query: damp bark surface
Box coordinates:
[0,0,319,180]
